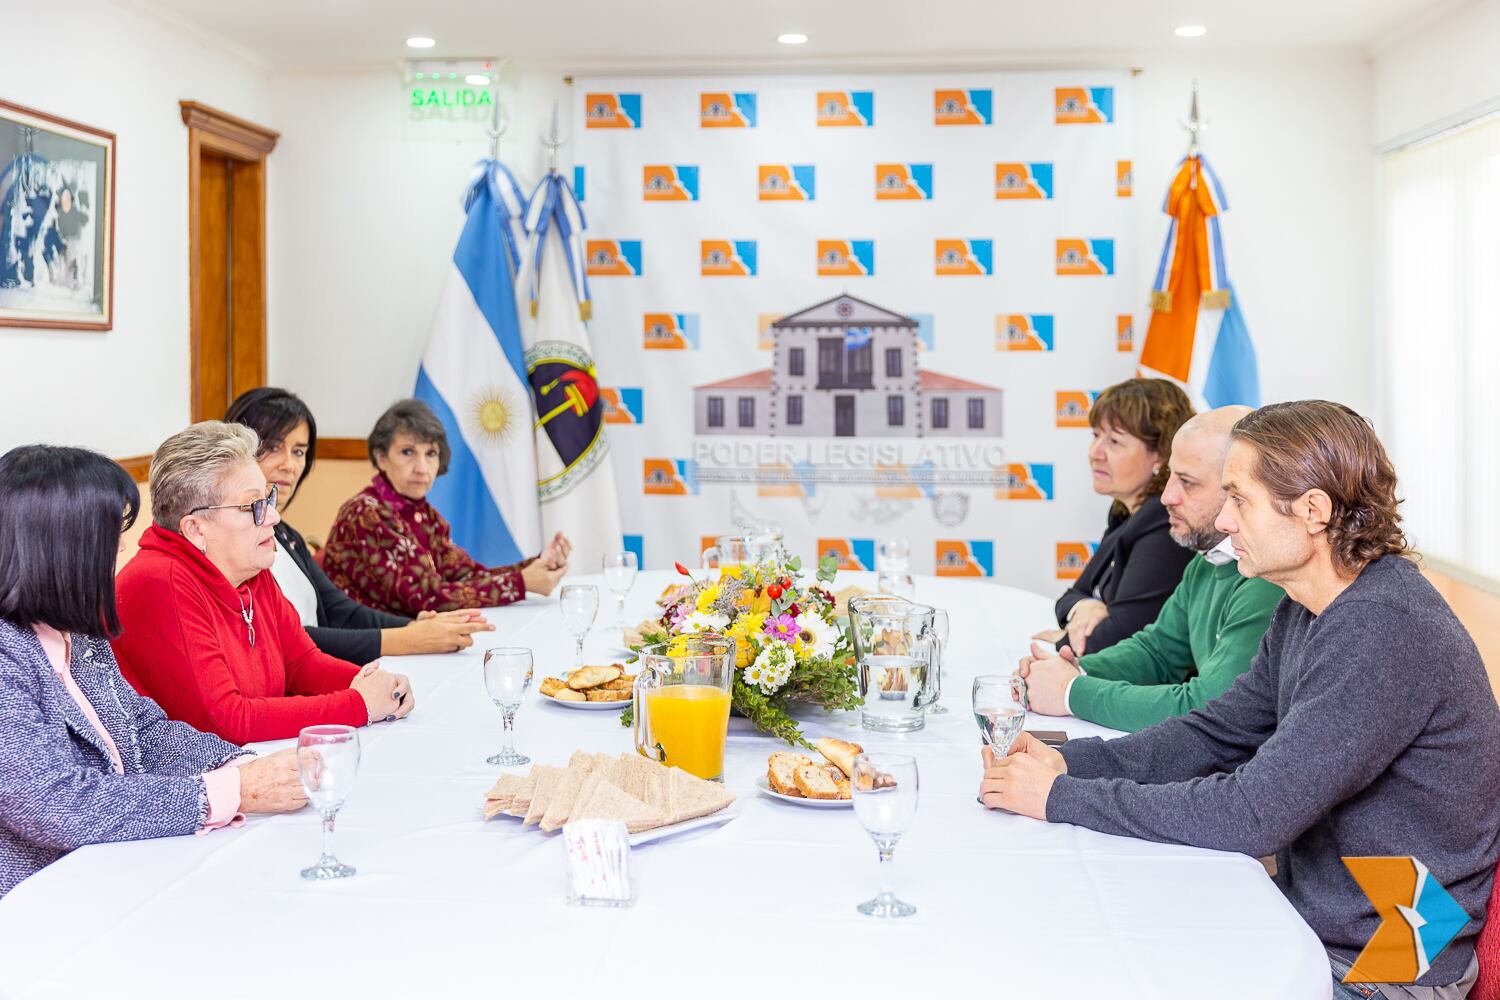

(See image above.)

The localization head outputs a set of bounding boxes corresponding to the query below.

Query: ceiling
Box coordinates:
[136,0,1454,71]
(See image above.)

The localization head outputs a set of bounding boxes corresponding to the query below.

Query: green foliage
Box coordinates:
[816,555,838,584]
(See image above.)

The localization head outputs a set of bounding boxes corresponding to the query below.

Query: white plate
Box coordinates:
[539,692,630,711]
[628,804,739,846]
[755,775,853,808]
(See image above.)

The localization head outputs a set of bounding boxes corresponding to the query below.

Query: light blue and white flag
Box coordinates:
[415,160,542,566]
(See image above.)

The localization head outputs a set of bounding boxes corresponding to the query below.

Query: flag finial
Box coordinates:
[1181,81,1208,154]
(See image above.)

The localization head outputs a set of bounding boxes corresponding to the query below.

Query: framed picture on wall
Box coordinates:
[0,99,115,331]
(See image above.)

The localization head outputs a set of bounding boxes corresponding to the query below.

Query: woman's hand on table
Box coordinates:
[522,559,567,596]
[385,609,494,654]
[979,741,1064,820]
[350,663,415,722]
[1064,599,1110,654]
[1013,643,1081,717]
[237,749,309,813]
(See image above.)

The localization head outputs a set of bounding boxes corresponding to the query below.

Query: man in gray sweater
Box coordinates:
[981,400,1500,997]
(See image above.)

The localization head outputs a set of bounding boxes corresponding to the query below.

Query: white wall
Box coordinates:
[0,0,269,456]
[1373,0,1500,146]
[267,49,1376,440]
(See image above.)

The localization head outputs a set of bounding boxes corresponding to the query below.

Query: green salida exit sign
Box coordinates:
[410,86,493,110]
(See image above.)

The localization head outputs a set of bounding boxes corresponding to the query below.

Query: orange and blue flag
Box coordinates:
[1055,87,1113,124]
[935,239,993,276]
[1055,391,1099,428]
[643,312,699,350]
[995,163,1053,200]
[1117,314,1135,352]
[1342,856,1471,984]
[585,240,641,276]
[1056,239,1114,276]
[601,387,643,425]
[817,90,873,127]
[584,92,640,128]
[700,92,756,128]
[818,538,875,571]
[996,464,1053,500]
[1117,160,1133,197]
[817,240,874,276]
[642,165,698,201]
[875,163,933,200]
[934,89,992,125]
[701,240,757,276]
[643,459,698,495]
[1056,542,1099,580]
[935,540,994,577]
[759,164,815,201]
[996,314,1055,351]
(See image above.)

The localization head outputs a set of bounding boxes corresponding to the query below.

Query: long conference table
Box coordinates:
[0,572,1332,999]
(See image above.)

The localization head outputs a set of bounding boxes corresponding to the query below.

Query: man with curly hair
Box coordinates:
[981,399,1500,997]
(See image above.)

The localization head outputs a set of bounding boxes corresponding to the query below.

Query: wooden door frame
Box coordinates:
[181,101,278,422]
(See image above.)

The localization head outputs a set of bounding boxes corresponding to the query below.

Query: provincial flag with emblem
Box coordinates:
[414,159,542,567]
[518,169,624,569]
[1139,153,1261,407]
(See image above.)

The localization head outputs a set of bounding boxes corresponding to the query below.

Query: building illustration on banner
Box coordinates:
[693,295,1001,438]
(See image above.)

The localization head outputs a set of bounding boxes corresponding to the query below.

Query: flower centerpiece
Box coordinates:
[623,553,860,748]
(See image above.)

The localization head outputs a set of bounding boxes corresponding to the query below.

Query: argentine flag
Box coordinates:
[414,161,541,566]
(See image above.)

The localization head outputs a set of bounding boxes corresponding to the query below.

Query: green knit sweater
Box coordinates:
[1068,555,1284,732]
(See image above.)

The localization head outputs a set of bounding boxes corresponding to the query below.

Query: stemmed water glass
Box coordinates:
[925,607,950,715]
[559,584,599,670]
[483,646,533,766]
[602,552,638,638]
[972,674,1027,757]
[876,536,914,599]
[295,724,361,881]
[851,752,920,918]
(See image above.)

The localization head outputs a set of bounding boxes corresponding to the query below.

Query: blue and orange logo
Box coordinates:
[817,240,874,277]
[996,314,1055,352]
[818,538,875,571]
[584,92,640,129]
[875,163,933,200]
[1056,239,1114,276]
[1342,856,1471,984]
[1055,542,1099,580]
[817,90,873,127]
[936,239,993,276]
[643,312,699,350]
[701,240,757,276]
[585,240,641,276]
[573,165,586,201]
[1117,314,1134,353]
[642,165,699,201]
[643,459,699,496]
[759,164,815,201]
[1055,87,1113,124]
[700,91,756,128]
[757,461,818,498]
[601,387,643,425]
[997,464,1054,500]
[1056,391,1099,428]
[995,162,1053,200]
[1117,160,1133,197]
[935,540,994,577]
[934,88,992,125]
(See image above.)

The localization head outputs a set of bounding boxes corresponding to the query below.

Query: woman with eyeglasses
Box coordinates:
[0,444,311,898]
[111,422,415,744]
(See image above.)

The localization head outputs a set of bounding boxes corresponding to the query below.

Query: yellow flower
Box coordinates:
[721,564,745,580]
[695,583,721,613]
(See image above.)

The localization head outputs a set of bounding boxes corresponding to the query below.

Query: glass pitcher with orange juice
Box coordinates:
[632,634,735,782]
[700,535,753,575]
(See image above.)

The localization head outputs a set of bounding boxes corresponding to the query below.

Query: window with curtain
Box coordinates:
[1381,113,1500,586]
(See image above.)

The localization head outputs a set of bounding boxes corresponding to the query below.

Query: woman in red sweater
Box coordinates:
[113,422,414,745]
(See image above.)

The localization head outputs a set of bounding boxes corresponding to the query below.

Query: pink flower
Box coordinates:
[668,603,691,630]
[763,613,799,642]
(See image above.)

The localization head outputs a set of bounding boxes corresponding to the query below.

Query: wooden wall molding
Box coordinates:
[179,101,279,159]
[318,437,370,461]
[116,455,151,483]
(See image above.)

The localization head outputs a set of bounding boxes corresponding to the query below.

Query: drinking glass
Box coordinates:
[296,725,361,881]
[926,608,950,715]
[740,521,786,563]
[876,536,911,574]
[972,674,1028,757]
[602,551,638,635]
[700,535,753,574]
[851,752,920,918]
[559,584,599,670]
[484,646,533,766]
[632,633,735,781]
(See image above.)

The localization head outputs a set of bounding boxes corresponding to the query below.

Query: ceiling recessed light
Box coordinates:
[405,36,436,48]
[1174,25,1207,38]
[777,32,808,45]
[466,74,490,86]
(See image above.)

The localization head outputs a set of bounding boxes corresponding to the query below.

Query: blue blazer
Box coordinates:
[0,617,248,897]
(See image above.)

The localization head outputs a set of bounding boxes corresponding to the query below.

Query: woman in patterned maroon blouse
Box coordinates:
[322,400,570,617]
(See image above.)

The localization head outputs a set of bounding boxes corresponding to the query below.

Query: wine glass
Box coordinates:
[483,647,533,766]
[602,552,638,637]
[876,536,911,573]
[972,674,1027,757]
[851,752,920,918]
[925,608,950,715]
[295,725,361,881]
[559,584,599,670]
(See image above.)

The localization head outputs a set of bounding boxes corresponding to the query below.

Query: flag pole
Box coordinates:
[542,100,566,175]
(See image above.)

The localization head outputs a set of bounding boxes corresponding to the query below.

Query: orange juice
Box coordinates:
[643,685,732,781]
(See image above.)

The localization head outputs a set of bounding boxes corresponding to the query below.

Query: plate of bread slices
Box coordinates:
[538,664,635,709]
[481,750,737,844]
[758,738,863,806]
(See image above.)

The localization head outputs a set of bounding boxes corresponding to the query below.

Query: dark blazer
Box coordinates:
[275,520,410,664]
[1054,493,1194,654]
[0,618,247,897]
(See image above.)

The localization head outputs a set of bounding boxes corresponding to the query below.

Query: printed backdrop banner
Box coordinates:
[575,72,1140,597]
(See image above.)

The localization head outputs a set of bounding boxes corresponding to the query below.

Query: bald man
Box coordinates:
[1016,405,1284,732]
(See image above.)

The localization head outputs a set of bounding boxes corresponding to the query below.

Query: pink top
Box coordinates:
[32,623,245,831]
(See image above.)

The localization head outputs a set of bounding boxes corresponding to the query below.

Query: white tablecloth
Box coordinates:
[0,573,1331,1000]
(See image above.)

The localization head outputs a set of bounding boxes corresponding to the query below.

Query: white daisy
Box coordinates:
[749,642,795,695]
[681,611,730,634]
[795,613,837,659]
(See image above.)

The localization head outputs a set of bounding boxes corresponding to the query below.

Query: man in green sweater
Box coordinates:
[1017,405,1283,732]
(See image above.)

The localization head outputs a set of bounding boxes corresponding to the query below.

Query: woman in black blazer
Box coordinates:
[1040,378,1196,656]
[225,388,493,661]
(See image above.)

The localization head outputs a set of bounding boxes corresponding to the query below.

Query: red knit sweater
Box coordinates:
[112,526,367,744]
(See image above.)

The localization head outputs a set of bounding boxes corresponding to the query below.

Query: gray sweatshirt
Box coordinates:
[1049,554,1500,986]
